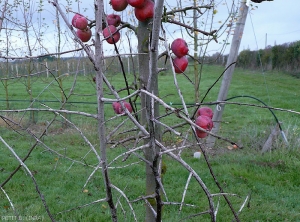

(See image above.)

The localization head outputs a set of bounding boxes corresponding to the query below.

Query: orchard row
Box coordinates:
[73,1,212,138]
[71,0,190,74]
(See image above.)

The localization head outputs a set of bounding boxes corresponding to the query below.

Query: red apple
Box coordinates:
[112,102,133,114]
[195,115,213,138]
[171,38,189,58]
[106,14,121,27]
[196,115,214,131]
[72,14,88,30]
[172,56,188,73]
[197,107,213,119]
[196,131,208,138]
[76,27,92,42]
[127,0,145,8]
[134,0,154,22]
[119,101,133,114]
[103,25,120,44]
[110,0,128,11]
[72,14,80,26]
[112,102,122,114]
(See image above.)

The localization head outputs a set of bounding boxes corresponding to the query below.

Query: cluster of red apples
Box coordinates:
[103,0,155,44]
[112,101,133,114]
[102,14,121,44]
[73,1,188,115]
[110,0,154,22]
[195,107,214,138]
[71,12,122,44]
[73,0,155,45]
[72,14,92,42]
[171,38,189,74]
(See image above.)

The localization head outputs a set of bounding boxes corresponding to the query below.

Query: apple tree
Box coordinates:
[0,0,248,221]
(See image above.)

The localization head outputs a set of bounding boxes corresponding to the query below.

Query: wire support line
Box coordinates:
[248,12,271,104]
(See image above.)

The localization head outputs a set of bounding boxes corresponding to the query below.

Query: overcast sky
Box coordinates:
[203,0,300,55]
[239,0,300,53]
[2,0,300,57]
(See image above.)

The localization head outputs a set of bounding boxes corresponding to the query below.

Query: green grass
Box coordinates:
[1,65,300,221]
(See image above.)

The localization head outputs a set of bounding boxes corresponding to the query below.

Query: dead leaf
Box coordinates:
[227,146,233,150]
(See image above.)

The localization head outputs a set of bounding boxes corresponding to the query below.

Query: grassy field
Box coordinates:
[0,65,300,221]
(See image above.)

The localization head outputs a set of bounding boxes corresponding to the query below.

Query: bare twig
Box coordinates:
[179,172,193,212]
[41,104,101,161]
[111,184,138,222]
[2,107,97,118]
[235,191,252,219]
[56,198,107,215]
[0,136,56,222]
[1,186,17,216]
[167,18,217,36]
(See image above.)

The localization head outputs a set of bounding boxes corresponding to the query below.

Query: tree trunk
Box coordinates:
[138,0,164,220]
[138,20,157,221]
[95,1,117,221]
[193,0,199,103]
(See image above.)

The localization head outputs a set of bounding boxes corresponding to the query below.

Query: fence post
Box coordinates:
[46,61,49,77]
[16,64,19,77]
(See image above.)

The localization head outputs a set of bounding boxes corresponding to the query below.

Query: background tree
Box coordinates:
[0,0,10,111]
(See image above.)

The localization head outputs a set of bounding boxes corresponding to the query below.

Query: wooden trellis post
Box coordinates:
[206,0,249,147]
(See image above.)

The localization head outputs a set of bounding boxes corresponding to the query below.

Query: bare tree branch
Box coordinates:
[0,136,56,222]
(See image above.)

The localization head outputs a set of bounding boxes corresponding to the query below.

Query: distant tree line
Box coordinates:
[206,40,300,77]
[237,40,300,77]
